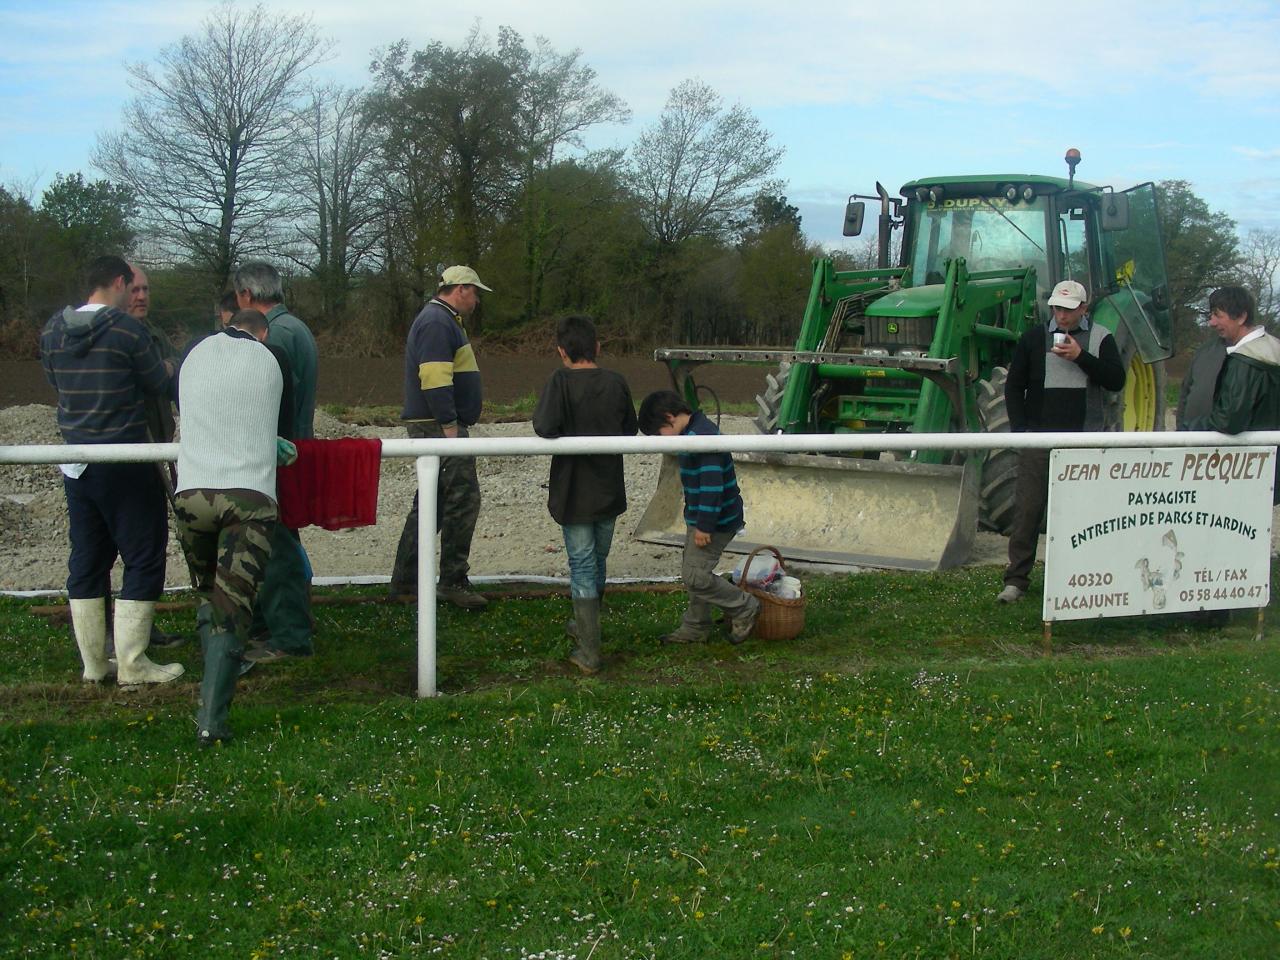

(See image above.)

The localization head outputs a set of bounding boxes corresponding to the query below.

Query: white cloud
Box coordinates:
[1234,147,1280,161]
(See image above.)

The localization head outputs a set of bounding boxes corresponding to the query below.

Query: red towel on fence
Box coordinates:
[277,438,382,530]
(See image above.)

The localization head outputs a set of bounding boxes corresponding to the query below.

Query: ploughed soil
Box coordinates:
[0,355,762,412]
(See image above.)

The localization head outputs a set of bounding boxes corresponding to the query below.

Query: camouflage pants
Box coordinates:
[174,489,276,638]
[391,421,481,590]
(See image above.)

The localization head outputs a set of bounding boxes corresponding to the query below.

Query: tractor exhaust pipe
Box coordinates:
[876,181,892,268]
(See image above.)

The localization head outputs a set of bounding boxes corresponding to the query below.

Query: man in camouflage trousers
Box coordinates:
[175,308,294,746]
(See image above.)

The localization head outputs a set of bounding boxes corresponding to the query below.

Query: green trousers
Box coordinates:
[250,523,313,654]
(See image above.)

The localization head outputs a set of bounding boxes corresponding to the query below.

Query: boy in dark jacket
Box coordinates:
[533,316,638,673]
[637,391,759,644]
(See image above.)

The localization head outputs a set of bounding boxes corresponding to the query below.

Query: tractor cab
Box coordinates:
[848,168,1175,365]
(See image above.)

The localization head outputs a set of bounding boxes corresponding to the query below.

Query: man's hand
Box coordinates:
[1052,336,1082,362]
[693,529,711,548]
[442,424,459,439]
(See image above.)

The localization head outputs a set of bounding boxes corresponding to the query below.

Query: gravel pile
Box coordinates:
[0,404,697,592]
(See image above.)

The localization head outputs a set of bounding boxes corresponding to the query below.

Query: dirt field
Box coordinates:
[0,353,1015,594]
[0,355,761,412]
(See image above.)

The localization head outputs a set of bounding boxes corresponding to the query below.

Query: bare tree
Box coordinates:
[1238,228,1280,327]
[628,79,782,338]
[629,79,783,249]
[286,85,381,324]
[94,2,331,289]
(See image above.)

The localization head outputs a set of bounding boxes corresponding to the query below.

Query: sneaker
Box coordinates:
[387,583,417,603]
[997,585,1025,604]
[729,597,761,644]
[438,581,489,610]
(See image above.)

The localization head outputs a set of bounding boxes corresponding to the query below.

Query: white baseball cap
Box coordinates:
[438,265,493,292]
[1047,280,1088,309]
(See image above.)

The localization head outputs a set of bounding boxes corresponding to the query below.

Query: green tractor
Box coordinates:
[635,150,1174,569]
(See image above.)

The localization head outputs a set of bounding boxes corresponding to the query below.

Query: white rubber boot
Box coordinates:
[115,600,184,686]
[69,598,109,682]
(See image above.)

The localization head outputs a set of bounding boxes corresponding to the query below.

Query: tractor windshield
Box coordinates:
[908,197,1050,294]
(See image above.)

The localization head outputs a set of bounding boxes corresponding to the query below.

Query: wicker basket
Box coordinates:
[738,546,805,641]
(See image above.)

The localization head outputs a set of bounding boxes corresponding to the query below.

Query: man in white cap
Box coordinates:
[390,265,492,609]
[997,280,1126,603]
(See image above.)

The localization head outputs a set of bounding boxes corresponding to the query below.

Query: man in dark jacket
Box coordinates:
[39,255,184,686]
[998,280,1126,603]
[1180,286,1280,500]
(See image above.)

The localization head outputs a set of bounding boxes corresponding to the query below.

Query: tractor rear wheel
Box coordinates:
[976,366,1019,534]
[754,363,792,434]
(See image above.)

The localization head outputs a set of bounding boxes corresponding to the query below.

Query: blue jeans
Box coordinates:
[561,519,615,599]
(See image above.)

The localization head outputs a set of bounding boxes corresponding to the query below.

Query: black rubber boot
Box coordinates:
[197,630,243,747]
[149,622,186,648]
[568,597,602,674]
[566,588,606,641]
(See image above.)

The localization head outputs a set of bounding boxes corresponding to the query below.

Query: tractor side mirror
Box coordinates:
[1100,192,1130,232]
[842,200,866,237]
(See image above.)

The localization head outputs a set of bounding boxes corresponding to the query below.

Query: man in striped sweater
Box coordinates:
[638,391,760,644]
[39,255,183,686]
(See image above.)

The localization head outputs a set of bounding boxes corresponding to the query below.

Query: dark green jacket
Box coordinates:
[1184,331,1280,435]
[1174,336,1227,429]
[264,304,317,439]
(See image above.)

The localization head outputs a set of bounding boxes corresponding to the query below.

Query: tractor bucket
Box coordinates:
[633,452,980,571]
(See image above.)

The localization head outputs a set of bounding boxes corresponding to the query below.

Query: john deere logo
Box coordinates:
[887,322,899,334]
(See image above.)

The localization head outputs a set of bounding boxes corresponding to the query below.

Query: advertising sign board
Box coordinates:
[1043,446,1273,622]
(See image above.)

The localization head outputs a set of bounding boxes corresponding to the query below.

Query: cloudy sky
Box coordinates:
[2,0,1278,245]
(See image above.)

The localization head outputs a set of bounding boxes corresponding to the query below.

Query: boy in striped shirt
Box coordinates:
[639,391,759,644]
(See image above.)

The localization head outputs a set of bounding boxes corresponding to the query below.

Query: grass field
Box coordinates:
[1,566,1277,958]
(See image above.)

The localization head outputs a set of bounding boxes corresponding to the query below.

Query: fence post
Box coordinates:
[416,455,441,698]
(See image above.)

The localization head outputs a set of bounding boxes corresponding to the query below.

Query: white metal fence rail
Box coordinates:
[4,429,1280,697]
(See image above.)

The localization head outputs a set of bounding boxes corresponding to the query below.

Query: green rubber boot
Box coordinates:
[197,630,243,747]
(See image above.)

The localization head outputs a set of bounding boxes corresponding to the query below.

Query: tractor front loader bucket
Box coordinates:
[633,452,980,572]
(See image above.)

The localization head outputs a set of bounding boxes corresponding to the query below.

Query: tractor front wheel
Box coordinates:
[754,363,792,434]
[976,366,1019,535]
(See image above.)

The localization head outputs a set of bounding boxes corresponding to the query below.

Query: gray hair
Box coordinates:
[232,261,284,304]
